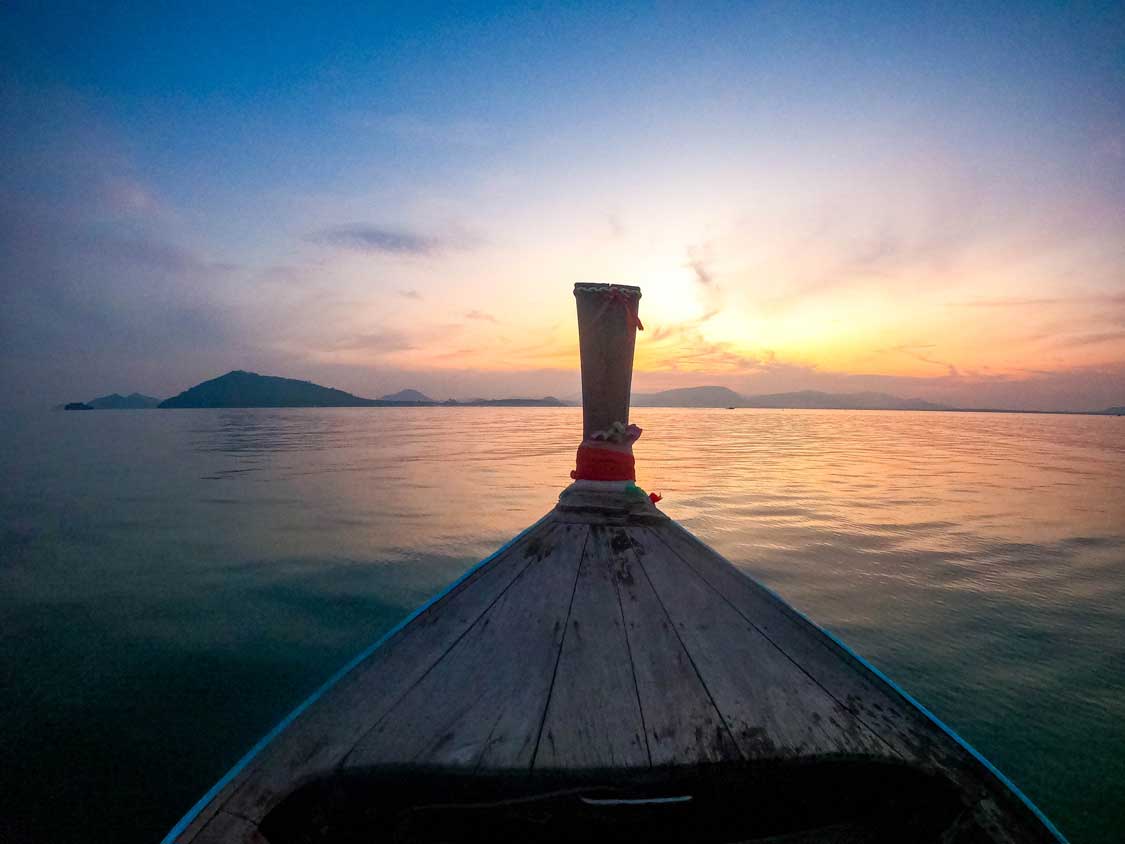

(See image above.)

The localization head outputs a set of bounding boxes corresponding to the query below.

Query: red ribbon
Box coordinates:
[601,288,643,331]
[571,444,636,481]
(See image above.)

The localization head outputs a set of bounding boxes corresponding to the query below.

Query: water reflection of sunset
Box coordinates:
[4,405,1124,841]
[173,407,1125,565]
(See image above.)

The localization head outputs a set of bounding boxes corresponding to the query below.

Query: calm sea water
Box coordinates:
[1,407,1123,843]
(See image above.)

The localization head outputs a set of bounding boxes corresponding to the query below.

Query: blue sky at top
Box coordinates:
[1,2,1122,408]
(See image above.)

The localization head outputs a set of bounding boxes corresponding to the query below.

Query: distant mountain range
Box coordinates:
[91,392,162,409]
[58,392,162,410]
[52,374,1121,414]
[632,386,949,411]
[160,371,385,408]
[380,388,434,403]
[158,371,566,408]
[632,386,744,408]
[452,397,568,407]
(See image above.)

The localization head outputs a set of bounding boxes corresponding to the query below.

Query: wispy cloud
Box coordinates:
[951,294,1125,308]
[686,254,715,288]
[684,243,724,319]
[757,214,982,313]
[308,224,442,255]
[308,221,482,256]
[332,330,414,353]
[1052,330,1125,349]
[642,311,761,374]
[886,343,960,377]
[465,309,498,322]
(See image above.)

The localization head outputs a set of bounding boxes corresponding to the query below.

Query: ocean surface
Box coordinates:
[1,407,1123,843]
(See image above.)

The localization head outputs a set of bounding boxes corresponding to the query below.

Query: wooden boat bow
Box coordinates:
[164,284,1065,843]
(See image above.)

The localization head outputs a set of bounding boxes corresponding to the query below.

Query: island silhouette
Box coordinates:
[57,371,1121,414]
[157,371,566,408]
[59,392,161,410]
[379,388,434,403]
[632,386,950,410]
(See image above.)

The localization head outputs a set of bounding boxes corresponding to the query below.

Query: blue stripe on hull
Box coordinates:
[731,562,1068,843]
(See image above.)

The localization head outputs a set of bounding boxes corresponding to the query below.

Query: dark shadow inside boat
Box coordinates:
[259,756,982,843]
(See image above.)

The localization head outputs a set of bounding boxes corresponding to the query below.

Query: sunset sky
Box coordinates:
[2,2,1123,410]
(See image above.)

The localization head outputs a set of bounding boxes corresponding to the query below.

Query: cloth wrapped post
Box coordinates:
[572,284,642,482]
[571,421,643,481]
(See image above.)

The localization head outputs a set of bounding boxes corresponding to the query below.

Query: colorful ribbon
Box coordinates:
[571,444,637,481]
[598,288,644,331]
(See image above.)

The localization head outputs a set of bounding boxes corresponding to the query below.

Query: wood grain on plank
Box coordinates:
[651,524,1062,844]
[345,523,588,771]
[630,526,889,760]
[175,517,558,839]
[534,525,649,770]
[652,522,943,765]
[605,526,741,766]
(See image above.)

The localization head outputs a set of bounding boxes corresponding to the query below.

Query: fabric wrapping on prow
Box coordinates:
[571,421,642,481]
[571,443,636,481]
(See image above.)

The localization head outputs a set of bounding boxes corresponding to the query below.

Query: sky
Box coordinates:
[1,2,1123,411]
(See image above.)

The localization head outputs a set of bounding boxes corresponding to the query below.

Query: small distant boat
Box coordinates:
[164,284,1065,843]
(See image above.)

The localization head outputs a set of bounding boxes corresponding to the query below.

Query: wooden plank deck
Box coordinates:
[589,524,741,766]
[534,525,648,769]
[169,505,1058,843]
[345,522,588,769]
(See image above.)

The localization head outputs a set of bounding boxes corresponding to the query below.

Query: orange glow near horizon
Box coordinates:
[308,247,1124,399]
[4,4,1122,414]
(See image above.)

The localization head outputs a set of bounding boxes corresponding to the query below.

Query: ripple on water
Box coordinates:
[1,407,1124,843]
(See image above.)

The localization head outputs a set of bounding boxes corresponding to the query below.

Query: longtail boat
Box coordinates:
[164,283,1065,843]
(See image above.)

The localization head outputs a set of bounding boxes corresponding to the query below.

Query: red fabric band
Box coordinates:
[570,444,636,481]
[603,288,644,331]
